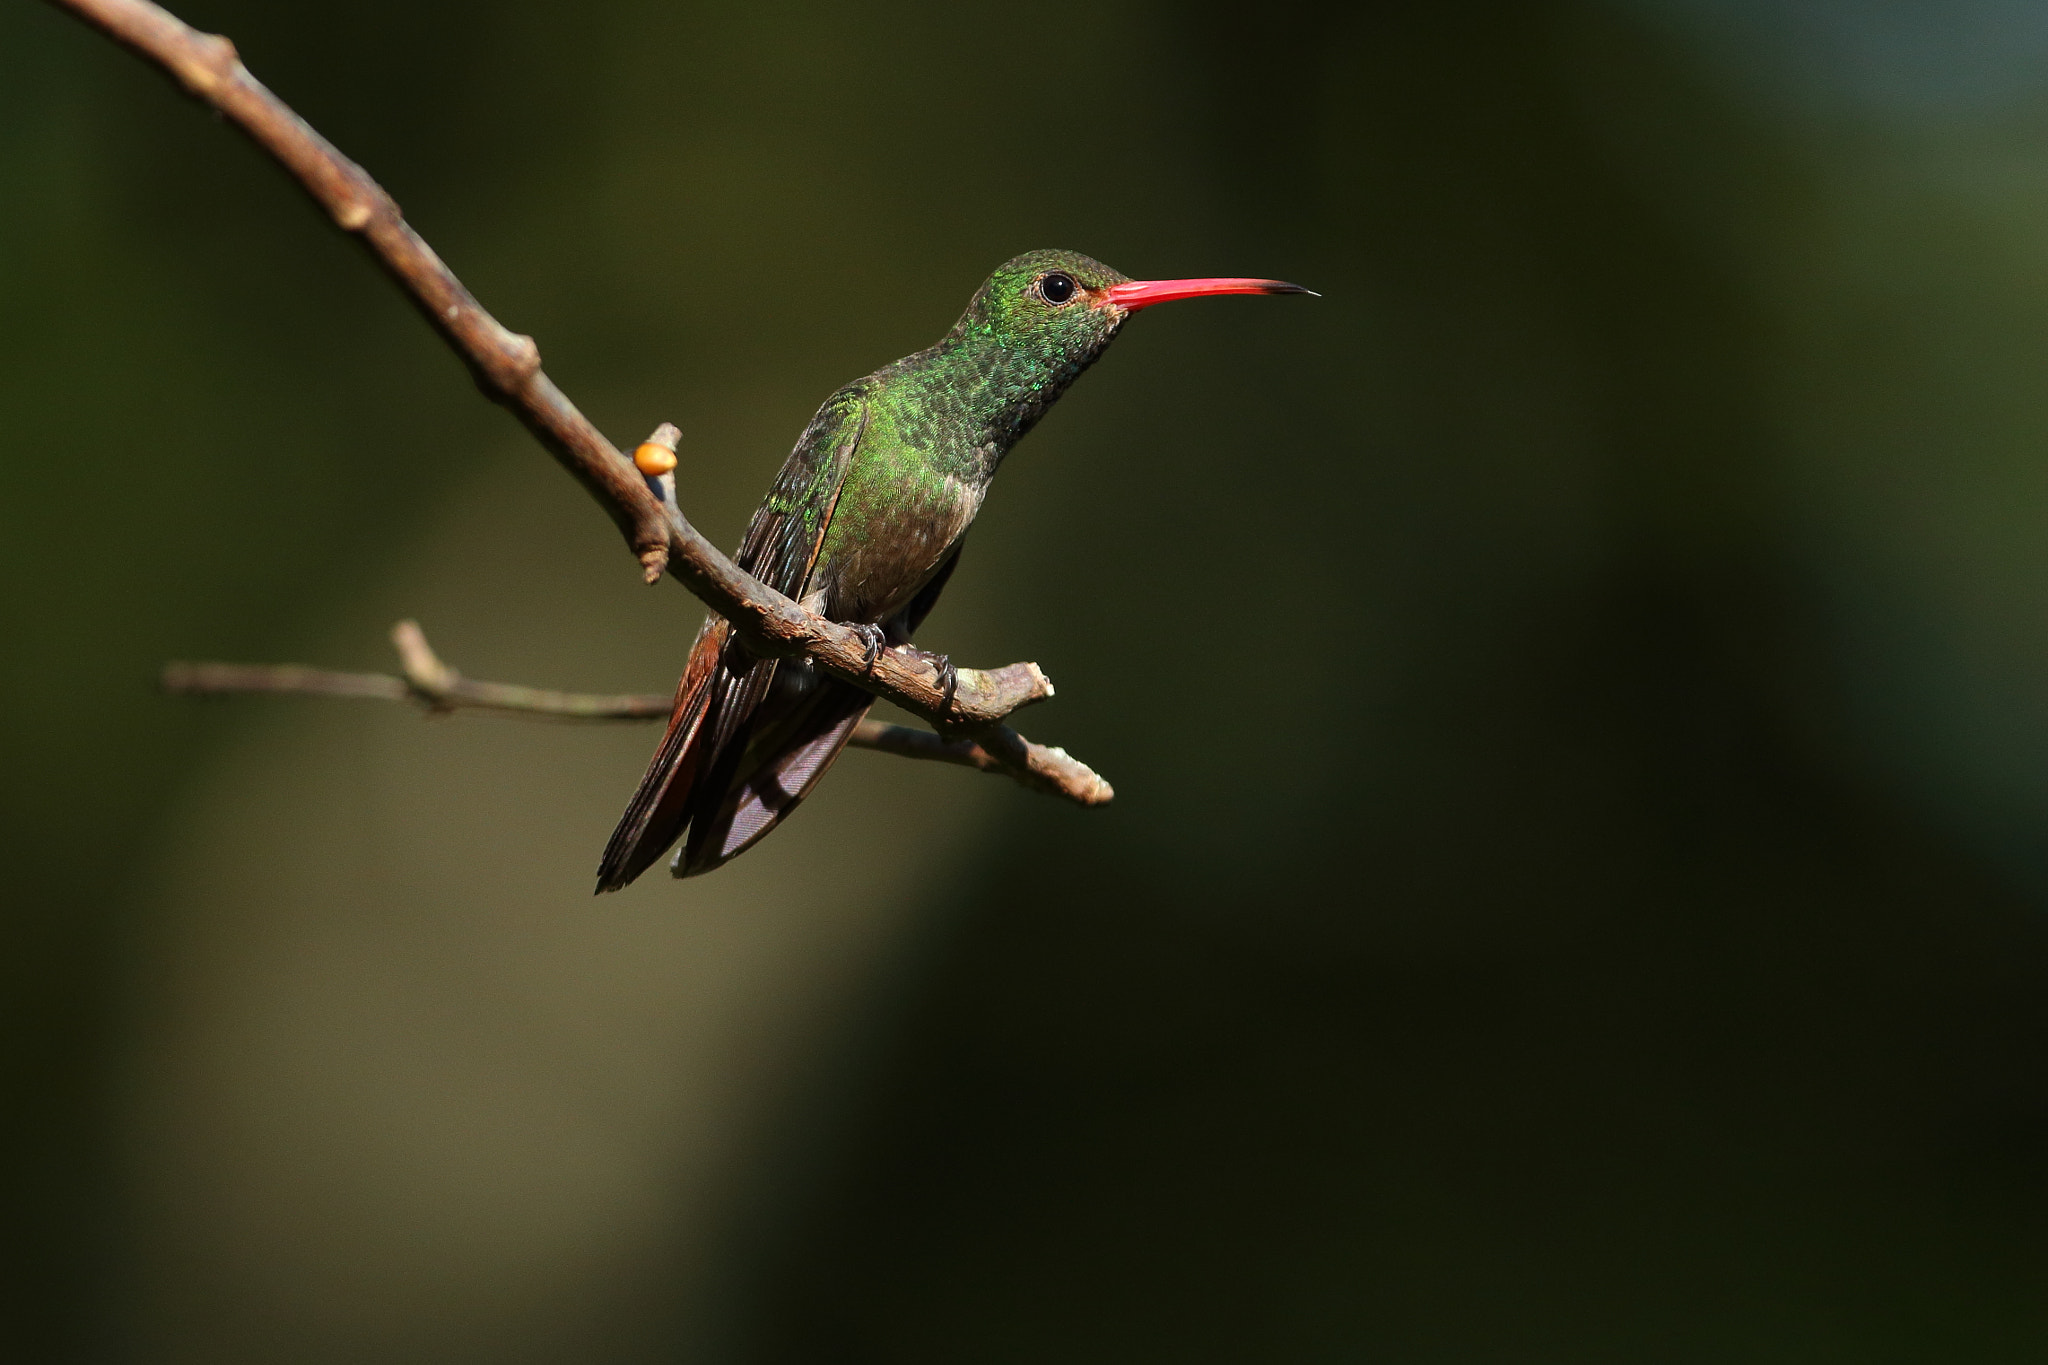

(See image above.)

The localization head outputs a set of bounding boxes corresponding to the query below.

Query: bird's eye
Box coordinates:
[1039,272,1077,305]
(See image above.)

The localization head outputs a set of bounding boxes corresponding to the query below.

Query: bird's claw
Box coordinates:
[851,623,887,676]
[842,628,953,724]
[904,648,958,726]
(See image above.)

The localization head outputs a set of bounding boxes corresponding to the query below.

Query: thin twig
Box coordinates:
[53,0,1094,784]
[162,622,1112,805]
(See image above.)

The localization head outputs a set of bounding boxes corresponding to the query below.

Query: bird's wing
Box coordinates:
[593,386,869,892]
[693,385,871,768]
[674,542,965,877]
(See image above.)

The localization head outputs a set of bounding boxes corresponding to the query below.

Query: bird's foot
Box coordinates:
[898,647,958,726]
[849,623,888,676]
[937,654,959,724]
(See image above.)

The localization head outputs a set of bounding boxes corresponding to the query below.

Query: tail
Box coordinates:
[593,617,729,892]
[674,679,873,878]
[594,625,875,891]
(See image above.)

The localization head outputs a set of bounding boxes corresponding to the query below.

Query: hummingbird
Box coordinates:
[595,249,1310,890]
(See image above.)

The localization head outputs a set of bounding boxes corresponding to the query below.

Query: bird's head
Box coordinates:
[956,248,1313,368]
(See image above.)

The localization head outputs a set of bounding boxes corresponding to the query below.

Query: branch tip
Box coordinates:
[390,619,457,703]
[634,423,680,478]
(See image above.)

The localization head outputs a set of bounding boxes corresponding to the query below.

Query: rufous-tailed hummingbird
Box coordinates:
[596,249,1310,890]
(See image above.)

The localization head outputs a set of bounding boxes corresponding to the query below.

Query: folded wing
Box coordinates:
[593,386,870,892]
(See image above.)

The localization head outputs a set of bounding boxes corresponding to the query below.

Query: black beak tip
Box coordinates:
[1267,281,1319,297]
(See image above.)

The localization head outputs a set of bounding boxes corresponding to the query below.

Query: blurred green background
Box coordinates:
[10,0,2048,1358]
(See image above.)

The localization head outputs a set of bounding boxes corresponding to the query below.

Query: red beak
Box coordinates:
[1100,277,1316,311]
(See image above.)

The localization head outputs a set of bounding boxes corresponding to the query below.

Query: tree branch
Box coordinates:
[162,623,1112,806]
[54,0,1109,801]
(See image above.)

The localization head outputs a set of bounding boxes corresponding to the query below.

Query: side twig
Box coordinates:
[54,0,1102,795]
[162,623,1113,806]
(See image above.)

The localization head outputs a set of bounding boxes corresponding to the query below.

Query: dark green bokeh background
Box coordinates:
[12,0,2048,1358]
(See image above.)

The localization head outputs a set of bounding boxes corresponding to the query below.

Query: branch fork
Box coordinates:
[55,0,1111,807]
[163,623,1111,805]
